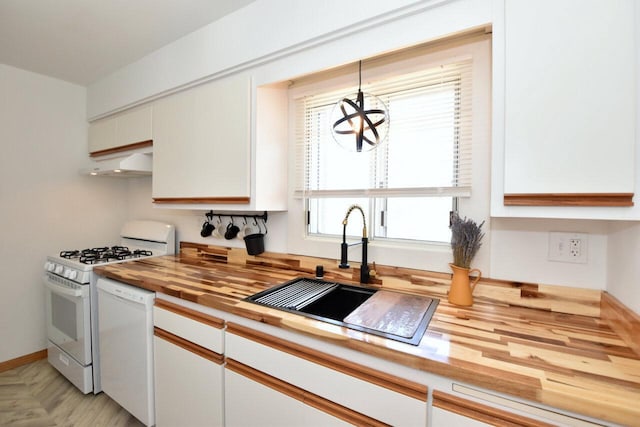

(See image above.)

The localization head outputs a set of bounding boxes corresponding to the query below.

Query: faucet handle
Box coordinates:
[369,261,377,278]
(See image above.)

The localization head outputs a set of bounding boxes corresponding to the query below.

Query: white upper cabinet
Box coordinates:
[88,117,117,154]
[152,74,288,210]
[153,74,250,203]
[115,107,153,149]
[493,0,637,216]
[88,105,152,155]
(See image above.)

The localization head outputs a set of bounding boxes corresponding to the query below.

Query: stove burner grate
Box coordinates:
[59,246,154,264]
[60,250,80,259]
[133,249,152,257]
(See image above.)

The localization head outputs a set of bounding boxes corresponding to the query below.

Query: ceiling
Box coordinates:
[0,0,255,86]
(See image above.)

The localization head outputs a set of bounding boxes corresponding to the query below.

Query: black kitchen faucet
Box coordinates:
[339,204,370,284]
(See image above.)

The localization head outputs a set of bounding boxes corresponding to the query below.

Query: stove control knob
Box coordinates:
[44,262,54,271]
[63,269,71,278]
[68,270,77,280]
[54,265,64,275]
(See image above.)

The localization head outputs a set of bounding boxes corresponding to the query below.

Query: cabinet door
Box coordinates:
[88,117,117,154]
[154,333,223,427]
[502,0,635,206]
[88,106,153,156]
[152,74,251,203]
[225,367,351,427]
[152,88,197,199]
[116,106,152,147]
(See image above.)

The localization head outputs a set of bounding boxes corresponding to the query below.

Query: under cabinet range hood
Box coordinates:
[81,153,152,177]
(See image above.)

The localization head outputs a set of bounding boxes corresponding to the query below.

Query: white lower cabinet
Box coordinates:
[154,334,224,427]
[153,300,225,427]
[225,322,428,426]
[149,298,608,427]
[225,367,350,427]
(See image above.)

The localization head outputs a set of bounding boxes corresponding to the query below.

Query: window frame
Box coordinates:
[286,34,492,272]
[300,74,466,243]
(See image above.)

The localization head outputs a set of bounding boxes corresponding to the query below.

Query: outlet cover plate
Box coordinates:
[548,232,588,264]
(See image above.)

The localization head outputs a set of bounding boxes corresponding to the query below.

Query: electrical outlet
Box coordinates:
[548,232,588,264]
[569,238,581,258]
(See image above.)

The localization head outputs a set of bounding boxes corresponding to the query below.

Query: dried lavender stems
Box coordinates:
[450,213,484,269]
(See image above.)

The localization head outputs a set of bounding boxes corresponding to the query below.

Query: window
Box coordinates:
[293,53,473,244]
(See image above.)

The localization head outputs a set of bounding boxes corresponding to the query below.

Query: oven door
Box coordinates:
[44,273,91,365]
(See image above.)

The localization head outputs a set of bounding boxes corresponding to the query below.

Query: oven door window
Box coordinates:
[51,292,80,340]
[44,277,91,366]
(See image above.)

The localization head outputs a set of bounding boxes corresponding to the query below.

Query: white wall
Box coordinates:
[489,218,608,289]
[607,222,640,314]
[0,64,128,363]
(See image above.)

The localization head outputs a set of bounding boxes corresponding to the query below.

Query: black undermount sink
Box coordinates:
[245,277,438,345]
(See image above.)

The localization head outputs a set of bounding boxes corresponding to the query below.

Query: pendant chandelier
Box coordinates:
[331,61,389,152]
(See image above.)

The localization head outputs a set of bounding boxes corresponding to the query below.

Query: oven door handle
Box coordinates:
[44,280,84,298]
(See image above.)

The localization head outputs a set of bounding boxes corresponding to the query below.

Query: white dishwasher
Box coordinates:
[97,277,155,426]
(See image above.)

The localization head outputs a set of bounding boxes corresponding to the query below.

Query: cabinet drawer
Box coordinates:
[433,390,554,427]
[226,362,366,427]
[226,323,427,426]
[441,385,604,427]
[153,299,224,354]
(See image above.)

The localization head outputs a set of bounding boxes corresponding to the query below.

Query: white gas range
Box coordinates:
[43,220,175,394]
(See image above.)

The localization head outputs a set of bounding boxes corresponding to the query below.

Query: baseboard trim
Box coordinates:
[0,349,48,373]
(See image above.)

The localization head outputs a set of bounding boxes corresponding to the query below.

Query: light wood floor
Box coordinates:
[0,359,143,426]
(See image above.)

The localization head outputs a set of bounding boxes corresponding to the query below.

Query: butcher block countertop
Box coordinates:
[94,243,640,426]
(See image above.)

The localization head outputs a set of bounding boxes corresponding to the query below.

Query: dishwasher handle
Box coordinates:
[96,278,155,306]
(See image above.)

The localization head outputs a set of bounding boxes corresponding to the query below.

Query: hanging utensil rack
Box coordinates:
[204,210,268,224]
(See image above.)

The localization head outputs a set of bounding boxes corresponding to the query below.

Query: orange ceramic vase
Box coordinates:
[448,263,481,306]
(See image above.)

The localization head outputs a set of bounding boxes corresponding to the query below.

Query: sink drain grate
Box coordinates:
[252,279,338,310]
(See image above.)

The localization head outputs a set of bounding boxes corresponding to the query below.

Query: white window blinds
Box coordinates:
[294,58,473,199]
